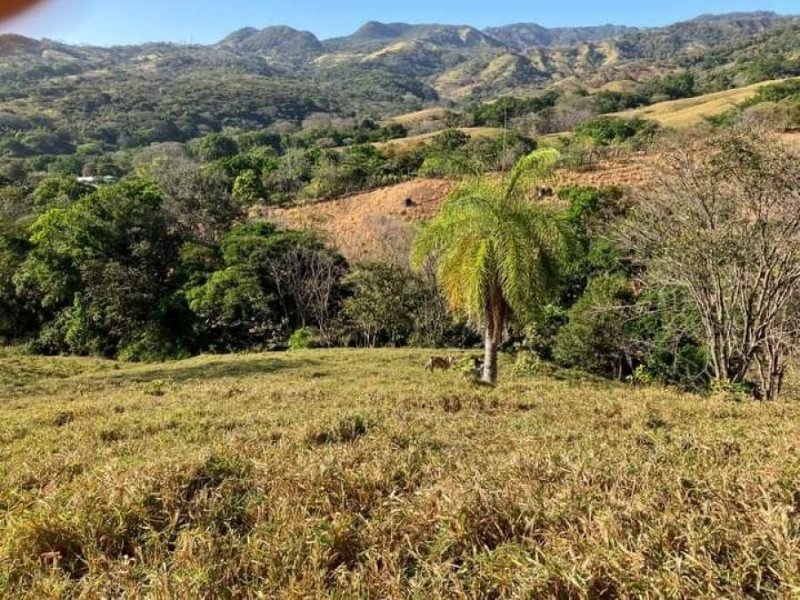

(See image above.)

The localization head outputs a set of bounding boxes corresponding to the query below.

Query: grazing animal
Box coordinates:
[425,356,453,371]
[466,355,485,379]
[536,186,554,199]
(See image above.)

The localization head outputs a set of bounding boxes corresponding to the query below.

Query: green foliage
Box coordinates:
[288,327,320,350]
[559,185,630,300]
[455,92,561,127]
[118,326,194,363]
[188,222,347,352]
[417,129,534,179]
[187,267,280,351]
[748,79,800,104]
[231,169,265,205]
[342,262,423,347]
[511,351,542,377]
[304,145,398,199]
[646,72,697,100]
[742,56,800,84]
[413,149,567,328]
[413,149,568,383]
[0,236,35,340]
[418,153,483,178]
[592,90,649,113]
[631,287,710,390]
[32,175,89,211]
[573,116,659,147]
[554,274,636,378]
[17,179,184,357]
[464,132,536,172]
[428,129,471,153]
[191,134,239,162]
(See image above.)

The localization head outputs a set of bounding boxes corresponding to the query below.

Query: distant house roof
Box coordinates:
[77,175,118,185]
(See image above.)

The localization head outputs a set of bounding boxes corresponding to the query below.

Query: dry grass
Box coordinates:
[374,127,505,153]
[385,107,450,127]
[553,152,656,190]
[610,79,796,128]
[779,132,800,152]
[1,347,800,597]
[265,178,454,262]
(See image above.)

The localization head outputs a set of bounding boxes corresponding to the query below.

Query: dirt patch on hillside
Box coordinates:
[266,179,454,262]
[554,152,655,190]
[779,132,800,150]
[264,136,799,261]
[266,156,658,261]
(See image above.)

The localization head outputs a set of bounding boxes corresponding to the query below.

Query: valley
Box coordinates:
[1,8,800,597]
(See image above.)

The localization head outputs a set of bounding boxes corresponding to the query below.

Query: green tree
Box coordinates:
[32,175,88,211]
[412,149,568,384]
[554,274,636,379]
[343,262,422,347]
[429,129,471,153]
[232,169,265,205]
[0,236,35,340]
[573,116,659,147]
[187,222,347,350]
[192,133,239,162]
[16,179,185,358]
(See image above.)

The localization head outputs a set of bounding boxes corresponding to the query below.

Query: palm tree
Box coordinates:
[412,148,567,385]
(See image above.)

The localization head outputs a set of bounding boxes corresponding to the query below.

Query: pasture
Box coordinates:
[1,348,799,597]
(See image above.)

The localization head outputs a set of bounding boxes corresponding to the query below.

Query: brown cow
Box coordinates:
[425,356,454,372]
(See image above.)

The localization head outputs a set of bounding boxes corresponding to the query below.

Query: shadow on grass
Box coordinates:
[100,356,324,385]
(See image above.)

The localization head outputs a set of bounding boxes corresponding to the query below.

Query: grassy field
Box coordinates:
[610,79,796,128]
[385,107,450,127]
[374,127,505,153]
[1,348,800,597]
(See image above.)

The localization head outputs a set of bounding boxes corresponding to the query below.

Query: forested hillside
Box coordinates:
[0,11,797,164]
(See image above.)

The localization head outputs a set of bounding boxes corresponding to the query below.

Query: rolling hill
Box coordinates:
[0,11,798,158]
[269,152,659,261]
[610,78,793,127]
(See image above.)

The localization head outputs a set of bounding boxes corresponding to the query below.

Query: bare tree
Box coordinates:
[623,128,800,398]
[144,155,240,244]
[268,244,347,345]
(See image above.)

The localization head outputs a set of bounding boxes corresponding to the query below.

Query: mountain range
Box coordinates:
[0,11,798,155]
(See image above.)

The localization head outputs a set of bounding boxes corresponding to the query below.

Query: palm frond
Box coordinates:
[505,148,561,199]
[412,152,569,328]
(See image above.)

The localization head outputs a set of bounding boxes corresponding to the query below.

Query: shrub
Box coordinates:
[288,327,319,350]
[554,274,636,379]
[511,352,542,377]
[573,116,659,147]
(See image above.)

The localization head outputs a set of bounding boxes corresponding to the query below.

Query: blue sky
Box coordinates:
[3,0,798,46]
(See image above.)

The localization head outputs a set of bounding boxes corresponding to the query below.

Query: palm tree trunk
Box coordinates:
[483,292,500,385]
[483,322,498,385]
